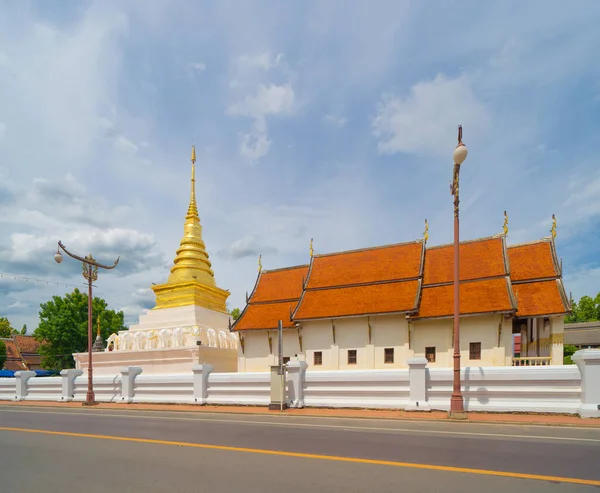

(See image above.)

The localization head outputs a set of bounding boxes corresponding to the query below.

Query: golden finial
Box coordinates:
[423,219,429,243]
[551,214,557,239]
[187,145,199,219]
[191,145,196,164]
[503,211,509,236]
[258,254,262,272]
[96,314,101,338]
[309,238,314,257]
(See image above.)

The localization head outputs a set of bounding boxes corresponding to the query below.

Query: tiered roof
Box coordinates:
[232,233,570,331]
[412,236,517,320]
[232,265,309,331]
[507,238,570,317]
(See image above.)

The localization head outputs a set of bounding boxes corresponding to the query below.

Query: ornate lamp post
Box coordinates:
[449,125,468,419]
[54,241,119,405]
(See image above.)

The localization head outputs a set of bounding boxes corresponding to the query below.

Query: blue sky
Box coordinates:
[1,0,600,332]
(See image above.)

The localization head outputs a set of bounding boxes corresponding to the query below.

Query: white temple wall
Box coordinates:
[411,315,509,367]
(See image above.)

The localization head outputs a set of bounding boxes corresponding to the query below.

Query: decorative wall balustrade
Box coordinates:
[1,349,598,418]
[105,326,239,351]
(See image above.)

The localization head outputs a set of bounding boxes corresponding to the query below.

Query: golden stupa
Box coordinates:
[151,146,230,312]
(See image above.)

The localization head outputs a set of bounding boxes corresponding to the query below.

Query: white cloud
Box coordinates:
[186,61,206,75]
[227,53,295,161]
[324,114,347,128]
[240,131,272,160]
[218,235,277,260]
[372,73,490,157]
[113,135,139,155]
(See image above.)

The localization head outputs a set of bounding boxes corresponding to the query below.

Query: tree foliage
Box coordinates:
[563,344,577,365]
[33,288,127,371]
[230,307,241,321]
[0,317,17,338]
[565,293,600,323]
[0,341,6,369]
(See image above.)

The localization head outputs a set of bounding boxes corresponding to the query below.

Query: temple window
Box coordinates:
[314,351,323,366]
[283,357,290,365]
[469,342,481,360]
[384,348,394,364]
[425,347,436,363]
[348,349,357,365]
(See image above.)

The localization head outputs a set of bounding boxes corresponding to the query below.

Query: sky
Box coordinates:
[1,0,600,333]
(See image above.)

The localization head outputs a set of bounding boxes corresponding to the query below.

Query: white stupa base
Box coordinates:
[129,304,231,332]
[74,345,238,376]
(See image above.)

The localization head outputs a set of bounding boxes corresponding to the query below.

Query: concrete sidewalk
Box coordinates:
[2,400,599,427]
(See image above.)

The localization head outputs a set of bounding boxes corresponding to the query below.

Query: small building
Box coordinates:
[232,228,570,371]
[564,321,600,349]
[1,335,43,371]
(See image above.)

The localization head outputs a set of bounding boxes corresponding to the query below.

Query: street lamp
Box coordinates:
[54,241,119,405]
[449,125,468,419]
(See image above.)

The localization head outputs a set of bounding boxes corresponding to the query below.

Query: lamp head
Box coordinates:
[453,142,468,165]
[54,251,63,264]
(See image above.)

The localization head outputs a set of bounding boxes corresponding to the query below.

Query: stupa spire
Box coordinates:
[166,146,216,287]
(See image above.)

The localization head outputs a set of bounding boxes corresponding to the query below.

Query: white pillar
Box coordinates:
[192,364,213,405]
[59,369,83,402]
[119,366,143,404]
[286,361,308,408]
[406,357,431,411]
[550,317,565,365]
[14,370,36,401]
[573,349,600,418]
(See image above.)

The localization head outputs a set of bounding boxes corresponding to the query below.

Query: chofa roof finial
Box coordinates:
[551,214,557,239]
[503,211,509,236]
[258,254,262,272]
[423,219,429,243]
[309,238,314,258]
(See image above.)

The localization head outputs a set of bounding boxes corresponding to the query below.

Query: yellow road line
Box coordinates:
[1,426,599,486]
[1,407,599,443]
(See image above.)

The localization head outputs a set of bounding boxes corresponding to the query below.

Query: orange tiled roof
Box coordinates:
[306,242,423,289]
[251,265,308,302]
[414,278,515,319]
[507,240,558,281]
[14,335,41,354]
[233,265,308,331]
[294,280,420,320]
[234,301,298,331]
[512,280,569,317]
[2,339,26,371]
[423,237,507,285]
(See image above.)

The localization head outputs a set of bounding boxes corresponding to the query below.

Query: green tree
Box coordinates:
[563,344,578,365]
[566,293,600,323]
[20,324,27,335]
[230,307,241,321]
[0,341,6,369]
[33,288,127,371]
[0,317,16,338]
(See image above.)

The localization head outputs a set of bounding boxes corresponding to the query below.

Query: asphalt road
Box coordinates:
[0,405,599,493]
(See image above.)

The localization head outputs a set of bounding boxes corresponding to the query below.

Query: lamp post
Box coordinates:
[54,241,119,405]
[449,125,468,419]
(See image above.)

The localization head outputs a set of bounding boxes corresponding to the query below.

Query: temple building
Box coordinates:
[232,216,571,371]
[74,147,238,375]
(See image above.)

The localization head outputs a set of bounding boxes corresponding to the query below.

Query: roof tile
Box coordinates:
[414,278,514,319]
[251,266,308,303]
[508,241,557,281]
[306,242,423,289]
[512,280,568,317]
[423,237,506,285]
[234,301,298,331]
[294,280,419,320]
